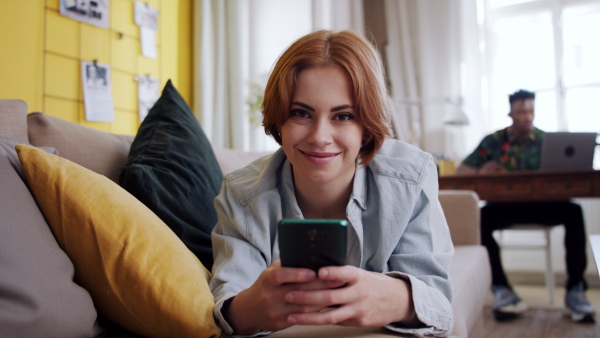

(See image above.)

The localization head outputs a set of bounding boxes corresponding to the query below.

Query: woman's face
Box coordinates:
[280,64,364,188]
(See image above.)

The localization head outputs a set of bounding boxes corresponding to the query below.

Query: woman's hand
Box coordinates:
[226,260,342,334]
[479,160,505,174]
[284,265,419,327]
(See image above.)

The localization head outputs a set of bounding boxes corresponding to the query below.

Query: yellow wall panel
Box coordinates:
[177,0,193,104]
[111,34,139,73]
[138,54,160,78]
[112,71,137,111]
[46,9,80,58]
[45,54,80,101]
[160,0,192,105]
[112,109,139,135]
[0,1,45,111]
[46,0,59,10]
[147,0,161,10]
[2,0,193,135]
[160,1,177,91]
[111,0,139,39]
[81,24,111,63]
[44,96,79,122]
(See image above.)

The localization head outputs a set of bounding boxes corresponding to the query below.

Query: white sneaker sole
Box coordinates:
[564,309,596,323]
[494,301,529,321]
[497,301,529,314]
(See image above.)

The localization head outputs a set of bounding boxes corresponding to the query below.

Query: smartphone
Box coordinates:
[277,219,348,271]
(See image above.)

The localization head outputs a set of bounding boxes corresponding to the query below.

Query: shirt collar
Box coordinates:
[507,126,538,144]
[281,159,304,219]
[352,164,367,210]
[283,158,368,214]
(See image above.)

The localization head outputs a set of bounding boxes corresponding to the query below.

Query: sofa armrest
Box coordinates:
[439,190,481,246]
[0,99,29,142]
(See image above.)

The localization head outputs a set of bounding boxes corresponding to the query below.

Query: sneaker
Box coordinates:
[565,283,596,323]
[492,285,528,321]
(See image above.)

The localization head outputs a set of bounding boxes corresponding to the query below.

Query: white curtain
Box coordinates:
[382,0,483,163]
[194,0,364,152]
[312,0,364,33]
[383,0,421,146]
[195,0,249,150]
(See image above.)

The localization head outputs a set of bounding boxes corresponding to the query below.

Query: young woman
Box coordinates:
[210,30,454,336]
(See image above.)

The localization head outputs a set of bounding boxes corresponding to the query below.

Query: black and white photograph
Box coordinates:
[60,0,109,29]
[134,1,158,30]
[134,1,158,58]
[137,75,160,122]
[82,61,114,122]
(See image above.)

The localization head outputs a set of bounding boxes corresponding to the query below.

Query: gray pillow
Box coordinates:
[0,137,101,338]
[0,137,58,179]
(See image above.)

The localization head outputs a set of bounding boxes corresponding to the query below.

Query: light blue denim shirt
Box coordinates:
[210,139,454,336]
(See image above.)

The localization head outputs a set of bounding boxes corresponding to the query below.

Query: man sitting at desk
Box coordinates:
[457,89,596,322]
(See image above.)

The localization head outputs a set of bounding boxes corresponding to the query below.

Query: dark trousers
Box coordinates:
[481,201,588,290]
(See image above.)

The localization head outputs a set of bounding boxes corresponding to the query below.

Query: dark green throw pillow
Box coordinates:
[119,80,223,270]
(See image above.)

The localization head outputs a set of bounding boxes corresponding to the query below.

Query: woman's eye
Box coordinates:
[334,113,355,121]
[290,109,310,118]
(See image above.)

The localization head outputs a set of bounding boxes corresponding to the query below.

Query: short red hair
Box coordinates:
[262,30,392,165]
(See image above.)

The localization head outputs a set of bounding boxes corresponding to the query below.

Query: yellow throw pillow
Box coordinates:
[16,144,222,338]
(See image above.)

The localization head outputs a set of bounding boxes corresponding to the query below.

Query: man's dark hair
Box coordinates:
[509,89,535,105]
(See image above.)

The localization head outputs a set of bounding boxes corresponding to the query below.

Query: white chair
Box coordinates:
[495,224,561,305]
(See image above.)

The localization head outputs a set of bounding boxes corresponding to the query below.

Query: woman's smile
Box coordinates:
[299,149,340,165]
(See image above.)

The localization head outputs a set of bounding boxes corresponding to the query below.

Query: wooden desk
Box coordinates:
[439,169,600,202]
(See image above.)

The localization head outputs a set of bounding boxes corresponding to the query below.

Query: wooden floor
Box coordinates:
[483,284,600,337]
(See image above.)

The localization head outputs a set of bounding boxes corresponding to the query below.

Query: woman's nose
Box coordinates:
[307,120,332,146]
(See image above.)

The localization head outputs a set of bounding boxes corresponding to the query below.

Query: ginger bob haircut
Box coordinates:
[262,30,393,165]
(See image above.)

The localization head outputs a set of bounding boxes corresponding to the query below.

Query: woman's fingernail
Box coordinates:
[285,292,294,302]
[288,316,297,324]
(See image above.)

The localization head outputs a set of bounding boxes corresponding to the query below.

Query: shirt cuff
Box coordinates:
[213,294,273,337]
[384,271,453,336]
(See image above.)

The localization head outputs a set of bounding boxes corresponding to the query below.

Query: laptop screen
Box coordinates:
[539,132,597,170]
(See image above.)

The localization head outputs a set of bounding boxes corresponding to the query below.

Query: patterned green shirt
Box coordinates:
[463,127,545,171]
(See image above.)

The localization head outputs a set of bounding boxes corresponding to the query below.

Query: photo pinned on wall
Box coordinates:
[82,61,115,122]
[134,1,159,58]
[137,75,160,122]
[60,0,109,29]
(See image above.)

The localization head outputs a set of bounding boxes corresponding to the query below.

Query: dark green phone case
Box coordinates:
[278,219,347,271]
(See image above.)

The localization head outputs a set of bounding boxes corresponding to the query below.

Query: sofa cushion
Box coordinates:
[439,190,481,246]
[0,138,100,338]
[119,80,223,270]
[16,144,221,338]
[27,112,134,182]
[451,246,491,334]
[213,146,272,176]
[0,99,29,142]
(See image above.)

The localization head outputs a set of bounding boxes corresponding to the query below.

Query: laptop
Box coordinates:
[539,132,597,170]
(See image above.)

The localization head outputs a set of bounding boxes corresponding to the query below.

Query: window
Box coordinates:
[483,0,600,135]
[489,0,539,8]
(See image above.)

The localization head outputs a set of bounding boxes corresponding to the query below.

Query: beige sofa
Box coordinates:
[0,99,490,337]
